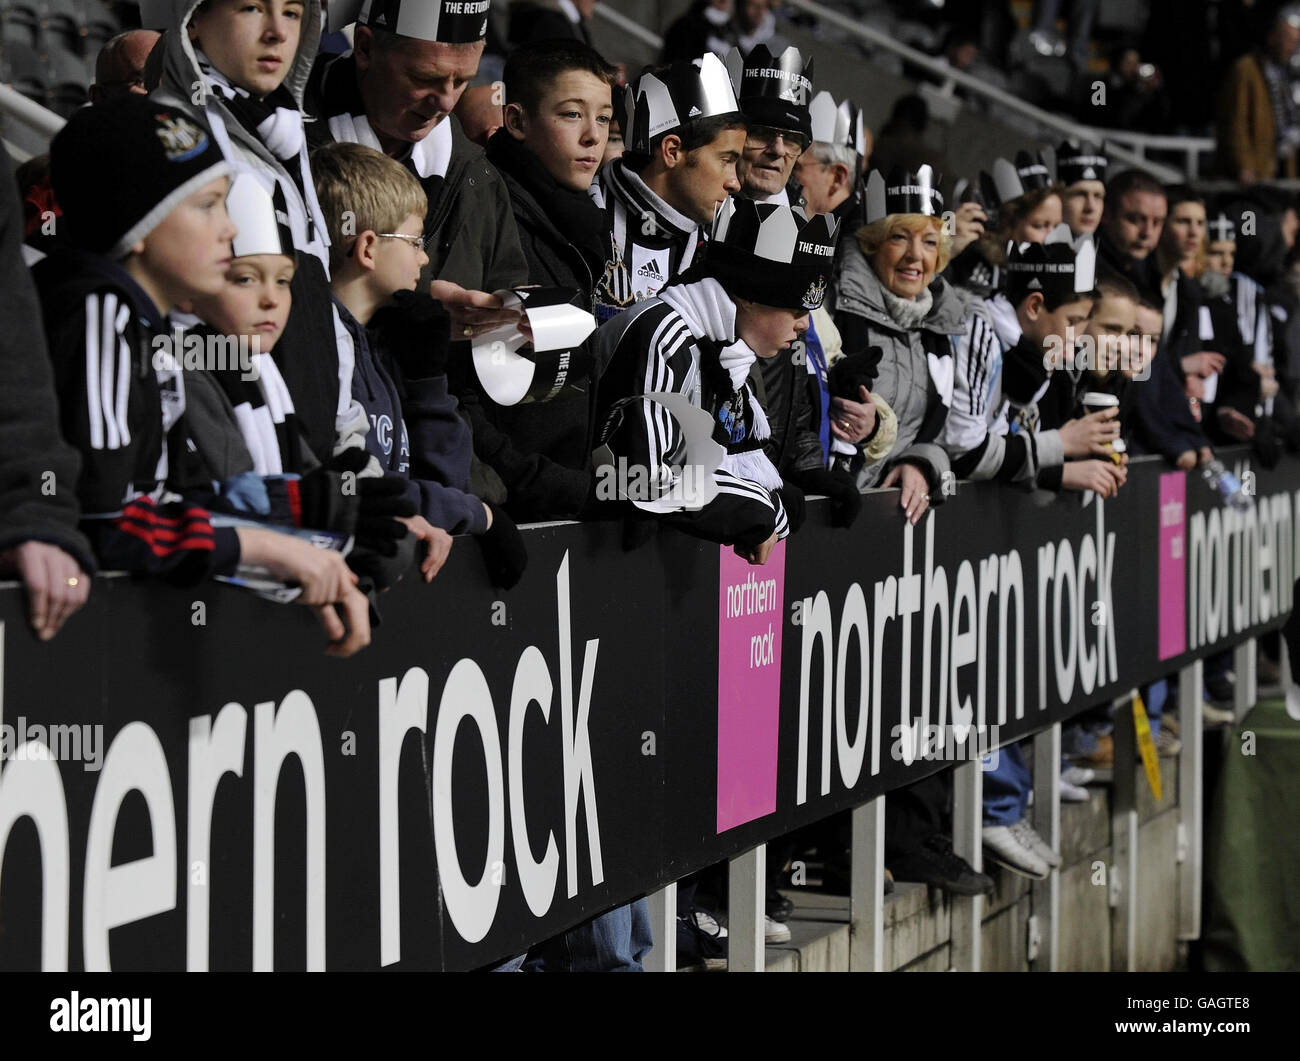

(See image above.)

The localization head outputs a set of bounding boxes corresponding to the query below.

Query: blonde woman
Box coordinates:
[829,165,970,524]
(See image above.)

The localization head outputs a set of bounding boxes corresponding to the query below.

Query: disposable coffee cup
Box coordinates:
[1081,391,1119,413]
[1081,392,1123,464]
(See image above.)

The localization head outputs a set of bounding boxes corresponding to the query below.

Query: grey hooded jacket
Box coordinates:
[830,235,967,491]
[151,0,374,471]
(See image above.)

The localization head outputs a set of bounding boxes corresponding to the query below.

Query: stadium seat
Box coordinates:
[40,0,79,54]
[0,3,42,51]
[0,38,49,107]
[79,0,118,56]
[46,43,86,117]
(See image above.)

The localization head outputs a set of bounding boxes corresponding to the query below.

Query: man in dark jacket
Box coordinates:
[305,0,529,293]
[0,146,93,640]
[483,38,618,521]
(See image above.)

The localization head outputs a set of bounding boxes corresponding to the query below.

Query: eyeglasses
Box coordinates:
[377,232,429,251]
[745,126,809,157]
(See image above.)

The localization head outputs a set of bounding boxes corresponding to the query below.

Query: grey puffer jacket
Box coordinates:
[829,236,970,491]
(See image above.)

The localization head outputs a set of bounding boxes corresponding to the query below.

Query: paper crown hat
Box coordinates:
[703,198,839,312]
[1207,212,1236,243]
[726,44,814,142]
[1005,224,1097,306]
[227,174,294,260]
[864,165,944,223]
[980,151,1055,208]
[809,92,866,160]
[1055,139,1109,185]
[625,53,741,155]
[355,0,490,43]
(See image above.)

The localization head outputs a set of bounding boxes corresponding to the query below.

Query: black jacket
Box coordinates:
[474,130,614,521]
[749,348,826,480]
[0,148,94,573]
[33,249,240,583]
[306,53,529,293]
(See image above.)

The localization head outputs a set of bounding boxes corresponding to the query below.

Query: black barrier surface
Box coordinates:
[0,449,1295,970]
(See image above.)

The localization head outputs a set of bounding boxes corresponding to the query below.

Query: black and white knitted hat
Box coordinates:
[704,198,838,311]
[1056,139,1108,186]
[1005,224,1097,306]
[357,0,490,43]
[51,95,231,259]
[863,165,944,223]
[726,44,814,143]
[625,53,742,155]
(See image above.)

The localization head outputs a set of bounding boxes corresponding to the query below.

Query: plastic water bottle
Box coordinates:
[1200,460,1252,512]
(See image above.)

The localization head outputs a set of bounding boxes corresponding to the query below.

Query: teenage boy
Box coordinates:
[40,97,370,655]
[313,141,530,589]
[949,228,1125,498]
[589,53,746,321]
[481,38,617,522]
[594,197,834,557]
[154,0,379,476]
[1057,139,1107,238]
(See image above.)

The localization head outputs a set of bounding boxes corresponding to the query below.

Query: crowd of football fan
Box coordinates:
[0,0,1295,970]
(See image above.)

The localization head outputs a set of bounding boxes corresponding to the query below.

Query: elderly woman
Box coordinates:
[829,165,970,524]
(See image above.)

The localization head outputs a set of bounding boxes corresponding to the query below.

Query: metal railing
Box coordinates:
[592,2,665,51]
[782,0,1185,181]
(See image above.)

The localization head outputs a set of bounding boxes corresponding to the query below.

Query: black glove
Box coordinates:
[382,290,453,379]
[296,467,360,534]
[355,474,418,557]
[827,346,884,400]
[477,502,528,589]
[778,483,806,535]
[796,466,863,528]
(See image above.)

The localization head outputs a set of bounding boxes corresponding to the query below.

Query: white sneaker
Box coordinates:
[983,825,1049,880]
[765,915,791,944]
[1202,701,1235,726]
[1011,819,1061,868]
[1060,778,1089,802]
[1063,765,1095,787]
[690,909,727,940]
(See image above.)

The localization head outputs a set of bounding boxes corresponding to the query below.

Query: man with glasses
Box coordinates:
[726,44,813,205]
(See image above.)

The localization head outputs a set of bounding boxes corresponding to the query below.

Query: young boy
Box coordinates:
[312,141,528,589]
[39,96,369,656]
[593,196,836,556]
[945,228,1125,498]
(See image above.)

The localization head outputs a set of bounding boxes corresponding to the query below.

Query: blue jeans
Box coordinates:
[1141,678,1167,737]
[983,742,1031,826]
[523,899,653,972]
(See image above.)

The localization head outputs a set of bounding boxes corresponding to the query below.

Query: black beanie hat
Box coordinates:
[51,96,231,259]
